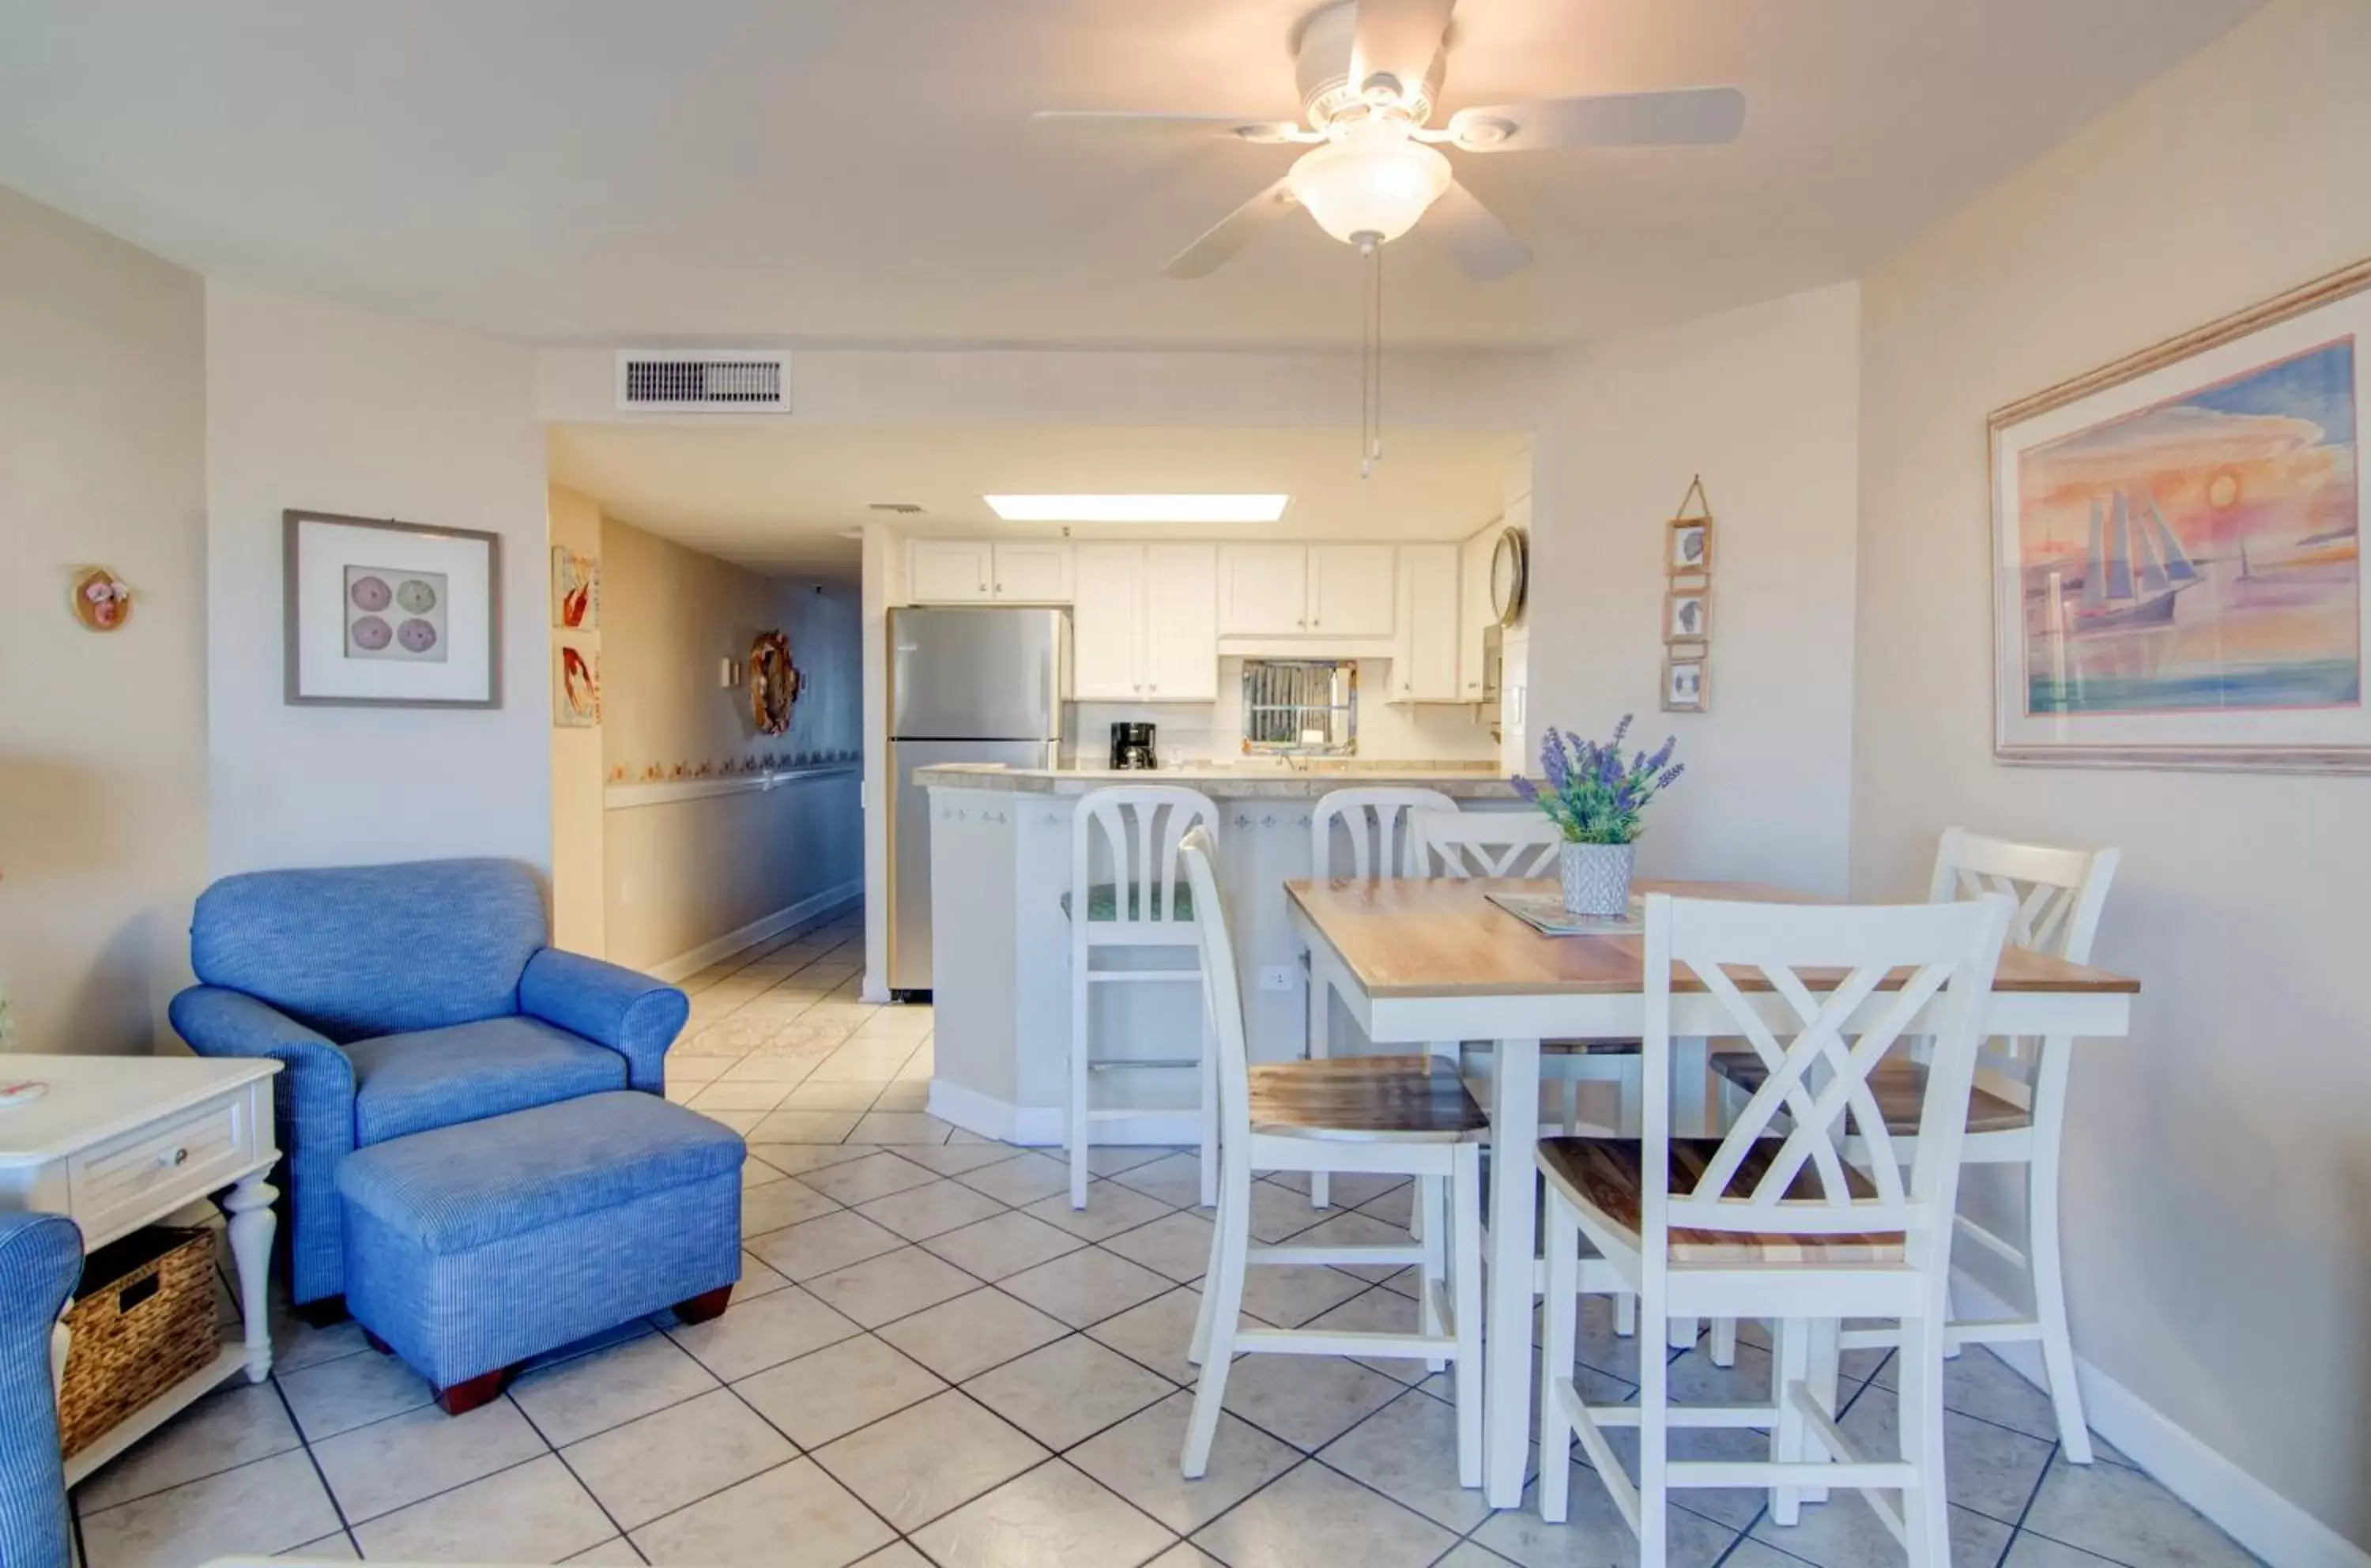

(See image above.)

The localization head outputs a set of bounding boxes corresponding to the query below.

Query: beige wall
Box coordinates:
[0,186,207,1056]
[205,281,551,877]
[600,518,861,970]
[547,484,606,955]
[1530,282,1864,893]
[1852,0,2371,1550]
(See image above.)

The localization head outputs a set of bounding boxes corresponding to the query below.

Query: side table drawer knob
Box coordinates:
[160,1148,189,1168]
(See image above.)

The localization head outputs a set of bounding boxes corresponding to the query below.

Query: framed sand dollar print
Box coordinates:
[285,510,502,707]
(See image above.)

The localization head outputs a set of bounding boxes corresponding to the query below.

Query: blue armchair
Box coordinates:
[169,859,689,1308]
[0,1212,80,1568]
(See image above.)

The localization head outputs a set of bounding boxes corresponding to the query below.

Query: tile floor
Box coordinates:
[71,911,2264,1568]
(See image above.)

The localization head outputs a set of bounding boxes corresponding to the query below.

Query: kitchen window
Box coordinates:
[1241,660,1357,756]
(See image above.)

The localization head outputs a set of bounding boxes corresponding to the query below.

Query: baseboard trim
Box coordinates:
[1949,1272,2369,1568]
[924,1079,1198,1149]
[644,880,862,983]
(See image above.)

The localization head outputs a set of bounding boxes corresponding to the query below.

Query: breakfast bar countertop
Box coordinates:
[916,760,1525,799]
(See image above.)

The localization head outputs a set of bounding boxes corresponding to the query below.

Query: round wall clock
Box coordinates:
[1488,527,1529,626]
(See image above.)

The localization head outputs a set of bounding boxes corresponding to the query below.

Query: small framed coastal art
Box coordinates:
[1992,258,2370,771]
[554,643,600,726]
[285,510,501,707]
[1662,653,1707,713]
[552,546,599,630]
[1664,586,1711,642]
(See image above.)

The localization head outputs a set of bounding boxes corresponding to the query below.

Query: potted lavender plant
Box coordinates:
[1511,718,1684,917]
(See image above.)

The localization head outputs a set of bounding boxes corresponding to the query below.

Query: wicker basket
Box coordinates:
[57,1226,221,1457]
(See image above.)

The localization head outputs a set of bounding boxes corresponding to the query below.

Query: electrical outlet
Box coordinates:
[1257,965,1295,993]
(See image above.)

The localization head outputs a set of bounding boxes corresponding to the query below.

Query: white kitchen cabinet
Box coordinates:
[1071,542,1218,701]
[1070,544,1144,699]
[1390,542,1461,702]
[909,539,994,602]
[1458,523,1500,699]
[1216,543,1311,635]
[1142,544,1219,700]
[990,542,1073,602]
[1306,544,1397,638]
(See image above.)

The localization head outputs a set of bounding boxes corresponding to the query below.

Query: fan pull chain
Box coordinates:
[1358,234,1385,479]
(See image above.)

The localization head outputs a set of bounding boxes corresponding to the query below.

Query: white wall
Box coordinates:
[1853,0,2371,1554]
[0,185,208,1056]
[205,282,551,876]
[1529,283,1864,893]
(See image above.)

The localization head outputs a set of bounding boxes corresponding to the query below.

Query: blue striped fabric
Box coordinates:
[516,948,689,1094]
[348,1017,625,1145]
[337,1095,742,1389]
[172,858,692,1306]
[0,1212,81,1568]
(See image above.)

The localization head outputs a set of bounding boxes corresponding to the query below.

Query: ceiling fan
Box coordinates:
[1032,0,1747,281]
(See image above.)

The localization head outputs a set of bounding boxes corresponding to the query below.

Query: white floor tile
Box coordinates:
[908,1459,1174,1568]
[1022,1182,1178,1242]
[310,1395,547,1521]
[76,1380,301,1512]
[962,1335,1174,1449]
[80,1449,341,1568]
[562,1388,797,1531]
[954,1152,1076,1207]
[999,1246,1175,1329]
[1471,1475,1736,1568]
[875,1288,1073,1382]
[275,1344,435,1441]
[1314,1387,1488,1532]
[510,1332,720,1448]
[1082,1287,1210,1386]
[740,1175,842,1238]
[743,1208,907,1282]
[1067,1391,1302,1535]
[352,1453,615,1564]
[799,1152,942,1205]
[921,1211,1087,1282]
[1098,1209,1216,1283]
[1749,1497,2012,1568]
[1189,1458,1454,1568]
[2020,1453,2262,1567]
[810,1389,1050,1532]
[1108,1153,1208,1209]
[896,1141,1027,1178]
[630,1457,893,1568]
[732,1334,948,1448]
[804,1244,981,1327]
[662,1283,861,1381]
[1213,1353,1403,1452]
[746,1108,864,1143]
[854,1178,1008,1242]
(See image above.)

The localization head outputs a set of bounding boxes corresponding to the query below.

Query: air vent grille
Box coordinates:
[614,351,790,413]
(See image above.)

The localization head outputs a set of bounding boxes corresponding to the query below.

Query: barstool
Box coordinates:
[1066,786,1223,1209]
[1303,787,1457,1210]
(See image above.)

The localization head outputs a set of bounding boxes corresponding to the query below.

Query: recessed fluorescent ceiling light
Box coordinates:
[983,493,1288,523]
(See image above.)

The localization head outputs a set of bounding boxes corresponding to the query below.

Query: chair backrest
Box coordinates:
[1926,829,2119,1114]
[1928,827,2118,965]
[189,858,547,1042]
[1310,787,1459,879]
[1410,806,1564,878]
[1071,786,1222,938]
[1640,891,2012,1278]
[1179,826,1253,1151]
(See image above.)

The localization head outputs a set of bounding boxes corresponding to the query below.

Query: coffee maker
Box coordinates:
[1109,722,1157,771]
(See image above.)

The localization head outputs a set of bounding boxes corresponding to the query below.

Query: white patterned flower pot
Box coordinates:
[1560,842,1635,918]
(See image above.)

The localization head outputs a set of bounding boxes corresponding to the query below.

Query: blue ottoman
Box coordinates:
[337,1091,743,1412]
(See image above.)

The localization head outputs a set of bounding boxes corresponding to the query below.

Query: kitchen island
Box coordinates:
[918,760,1529,1144]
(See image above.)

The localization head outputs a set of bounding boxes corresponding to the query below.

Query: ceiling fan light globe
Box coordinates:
[1286,122,1452,246]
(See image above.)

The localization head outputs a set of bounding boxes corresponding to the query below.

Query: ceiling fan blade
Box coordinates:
[1446,86,1746,151]
[1427,179,1530,281]
[1162,178,1299,279]
[1348,0,1455,108]
[1031,110,1306,144]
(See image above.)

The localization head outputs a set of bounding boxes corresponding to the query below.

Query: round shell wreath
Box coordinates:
[748,631,803,735]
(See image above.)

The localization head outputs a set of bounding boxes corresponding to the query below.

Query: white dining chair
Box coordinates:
[1066,785,1224,1210]
[1537,890,2012,1566]
[1709,827,2119,1458]
[1174,824,1487,1484]
[1302,786,1458,1209]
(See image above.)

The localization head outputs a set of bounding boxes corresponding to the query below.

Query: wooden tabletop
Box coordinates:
[1284,877,2142,1001]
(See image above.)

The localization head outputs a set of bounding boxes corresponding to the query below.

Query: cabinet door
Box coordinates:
[1216,544,1310,635]
[1458,525,1499,698]
[1306,544,1397,637]
[990,542,1074,603]
[1140,544,1218,701]
[1069,544,1144,699]
[1395,543,1461,700]
[909,539,993,602]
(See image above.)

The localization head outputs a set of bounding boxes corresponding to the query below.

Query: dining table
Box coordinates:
[1283,874,2142,1510]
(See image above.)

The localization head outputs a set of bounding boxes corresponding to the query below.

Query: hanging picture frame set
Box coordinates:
[1661,476,1713,712]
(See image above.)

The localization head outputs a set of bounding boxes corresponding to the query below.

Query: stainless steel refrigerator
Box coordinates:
[887,606,1067,998]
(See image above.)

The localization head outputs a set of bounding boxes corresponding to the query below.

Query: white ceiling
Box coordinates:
[548,424,1528,575]
[0,0,2258,349]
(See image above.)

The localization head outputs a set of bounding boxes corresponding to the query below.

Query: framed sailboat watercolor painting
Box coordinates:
[1992,258,2371,771]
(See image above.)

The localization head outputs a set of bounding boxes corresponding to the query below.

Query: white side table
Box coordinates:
[0,1053,283,1487]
